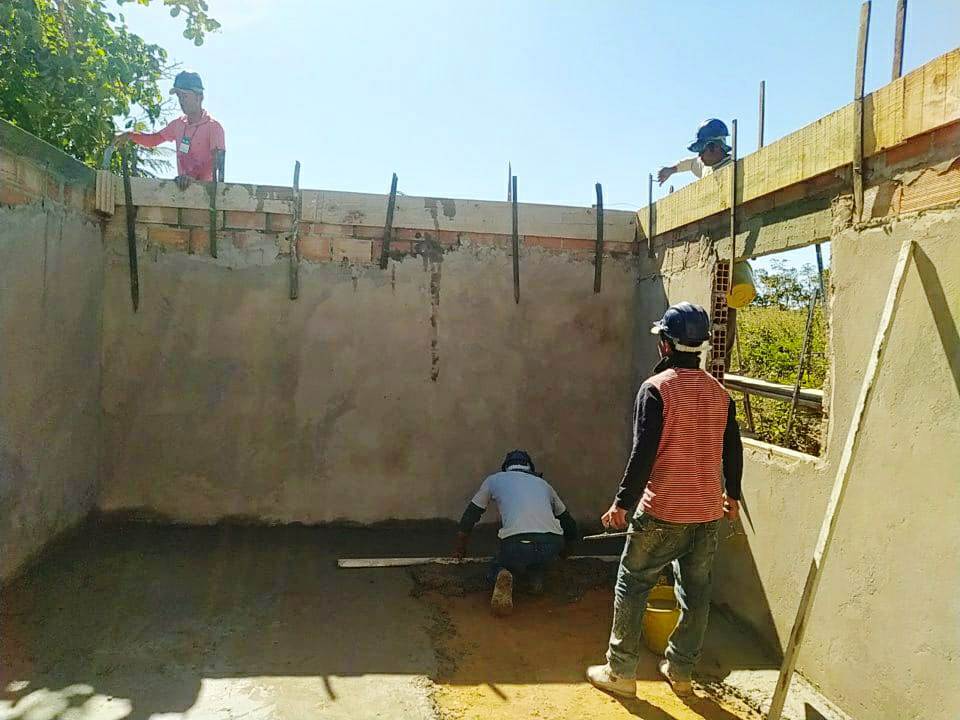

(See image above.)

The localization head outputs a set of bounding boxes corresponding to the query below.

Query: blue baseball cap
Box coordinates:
[170,71,204,95]
[650,302,712,351]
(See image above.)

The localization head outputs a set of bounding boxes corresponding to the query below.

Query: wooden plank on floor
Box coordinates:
[338,555,620,568]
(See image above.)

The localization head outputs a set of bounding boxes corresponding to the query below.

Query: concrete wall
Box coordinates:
[98,195,645,525]
[657,203,960,717]
[0,124,104,581]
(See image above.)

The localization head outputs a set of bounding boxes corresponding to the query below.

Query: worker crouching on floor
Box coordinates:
[587,302,743,699]
[453,450,579,616]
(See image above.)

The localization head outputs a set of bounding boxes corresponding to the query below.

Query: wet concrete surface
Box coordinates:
[0,519,845,720]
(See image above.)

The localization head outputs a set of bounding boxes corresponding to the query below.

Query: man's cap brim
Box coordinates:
[170,86,202,95]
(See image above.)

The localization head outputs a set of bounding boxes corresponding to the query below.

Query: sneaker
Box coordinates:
[586,664,636,697]
[658,659,693,697]
[491,569,514,616]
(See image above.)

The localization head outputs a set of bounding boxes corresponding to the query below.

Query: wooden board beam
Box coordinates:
[636,47,960,241]
[723,373,823,410]
[338,555,621,569]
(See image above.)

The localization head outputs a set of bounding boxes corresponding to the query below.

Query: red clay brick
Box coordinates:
[389,240,414,254]
[561,239,596,253]
[189,228,211,254]
[524,235,564,250]
[149,226,189,250]
[44,175,63,204]
[605,241,637,254]
[330,238,373,263]
[16,161,42,194]
[354,225,385,240]
[266,213,294,232]
[932,121,960,150]
[301,236,331,262]
[137,205,180,224]
[0,151,16,182]
[180,208,211,227]
[883,135,932,167]
[395,227,427,241]
[436,229,460,246]
[0,187,32,206]
[461,232,509,248]
[300,221,353,238]
[223,210,267,230]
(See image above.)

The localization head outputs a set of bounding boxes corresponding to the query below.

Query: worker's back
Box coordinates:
[473,470,566,539]
[641,367,730,523]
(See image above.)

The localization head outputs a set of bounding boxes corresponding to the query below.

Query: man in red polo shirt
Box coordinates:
[587,302,743,700]
[116,71,225,189]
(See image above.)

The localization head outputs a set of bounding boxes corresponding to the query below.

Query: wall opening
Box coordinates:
[725,244,830,456]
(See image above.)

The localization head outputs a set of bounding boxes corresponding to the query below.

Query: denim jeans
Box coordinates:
[606,513,721,680]
[486,533,565,584]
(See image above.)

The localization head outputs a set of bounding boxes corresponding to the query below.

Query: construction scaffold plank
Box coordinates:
[338,555,620,569]
[636,47,960,243]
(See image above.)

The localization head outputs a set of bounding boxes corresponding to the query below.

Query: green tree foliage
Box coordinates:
[0,0,219,167]
[731,262,829,455]
[754,259,830,310]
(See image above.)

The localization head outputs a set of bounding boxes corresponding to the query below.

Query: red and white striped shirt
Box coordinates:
[639,367,732,523]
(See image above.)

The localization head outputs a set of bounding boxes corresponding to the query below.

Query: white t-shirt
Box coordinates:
[675,155,731,178]
[471,471,566,539]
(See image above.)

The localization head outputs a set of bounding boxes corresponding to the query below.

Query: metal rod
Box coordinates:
[729,118,738,267]
[507,162,512,201]
[785,290,819,439]
[758,80,766,149]
[582,531,632,541]
[647,173,655,258]
[815,243,826,300]
[593,183,604,293]
[379,173,398,270]
[120,147,139,312]
[511,175,519,304]
[853,1,871,221]
[289,160,302,300]
[734,332,756,432]
[767,240,915,720]
[892,0,907,81]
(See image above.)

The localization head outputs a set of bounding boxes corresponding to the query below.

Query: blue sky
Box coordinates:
[122,0,960,270]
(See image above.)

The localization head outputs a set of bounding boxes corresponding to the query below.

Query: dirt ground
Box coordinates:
[411,563,762,720]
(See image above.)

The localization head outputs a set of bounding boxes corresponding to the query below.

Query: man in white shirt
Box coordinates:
[657,118,732,185]
[453,450,579,615]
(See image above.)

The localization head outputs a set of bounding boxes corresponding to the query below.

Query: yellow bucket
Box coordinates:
[726,260,757,309]
[642,584,680,656]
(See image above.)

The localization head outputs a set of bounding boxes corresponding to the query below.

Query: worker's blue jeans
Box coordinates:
[487,534,565,585]
[606,513,722,680]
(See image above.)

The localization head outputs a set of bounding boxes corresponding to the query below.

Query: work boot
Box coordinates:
[586,664,636,697]
[491,569,514,616]
[658,659,693,698]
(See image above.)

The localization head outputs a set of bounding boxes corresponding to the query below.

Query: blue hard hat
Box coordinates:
[688,118,732,154]
[502,450,537,474]
[650,302,711,351]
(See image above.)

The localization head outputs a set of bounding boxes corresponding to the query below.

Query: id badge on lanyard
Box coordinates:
[178,135,191,154]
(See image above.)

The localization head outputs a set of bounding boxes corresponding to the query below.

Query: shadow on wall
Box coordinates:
[0,520,781,720]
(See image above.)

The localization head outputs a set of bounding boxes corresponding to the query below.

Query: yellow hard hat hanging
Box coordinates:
[727,260,757,308]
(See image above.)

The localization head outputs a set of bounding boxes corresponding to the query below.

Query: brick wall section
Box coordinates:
[104,205,642,264]
[0,147,95,212]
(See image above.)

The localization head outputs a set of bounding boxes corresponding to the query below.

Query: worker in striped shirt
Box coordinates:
[587,301,743,699]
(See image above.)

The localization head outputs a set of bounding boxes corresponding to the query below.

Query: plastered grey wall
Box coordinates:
[658,209,960,720]
[0,203,104,581]
[99,238,644,525]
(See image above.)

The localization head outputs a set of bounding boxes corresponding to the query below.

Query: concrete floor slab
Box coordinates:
[0,522,845,720]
